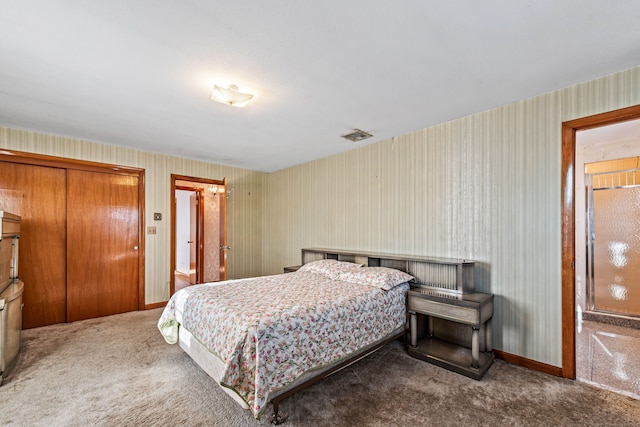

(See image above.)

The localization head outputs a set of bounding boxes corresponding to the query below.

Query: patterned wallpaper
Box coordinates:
[261,66,640,366]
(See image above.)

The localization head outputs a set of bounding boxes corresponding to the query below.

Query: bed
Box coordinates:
[158,257,413,422]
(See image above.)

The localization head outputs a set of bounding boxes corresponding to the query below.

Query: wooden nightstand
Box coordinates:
[283,265,301,273]
[407,286,494,380]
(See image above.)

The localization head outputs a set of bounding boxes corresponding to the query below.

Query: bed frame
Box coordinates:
[299,248,474,294]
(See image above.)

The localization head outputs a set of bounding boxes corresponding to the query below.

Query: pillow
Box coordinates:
[337,267,414,290]
[298,259,362,279]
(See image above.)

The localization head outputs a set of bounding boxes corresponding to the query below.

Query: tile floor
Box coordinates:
[576,317,640,400]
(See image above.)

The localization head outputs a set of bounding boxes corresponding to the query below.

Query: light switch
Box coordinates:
[147,226,157,235]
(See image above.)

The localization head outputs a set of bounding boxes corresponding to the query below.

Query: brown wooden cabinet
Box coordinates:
[0,150,144,328]
[0,211,23,384]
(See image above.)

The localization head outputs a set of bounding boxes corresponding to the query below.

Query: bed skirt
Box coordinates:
[178,324,406,415]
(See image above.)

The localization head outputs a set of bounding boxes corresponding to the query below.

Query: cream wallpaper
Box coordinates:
[0,128,266,304]
[262,66,640,367]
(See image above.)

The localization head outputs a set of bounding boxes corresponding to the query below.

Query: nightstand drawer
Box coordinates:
[409,297,479,325]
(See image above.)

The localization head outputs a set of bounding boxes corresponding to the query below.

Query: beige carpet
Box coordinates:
[1,308,639,426]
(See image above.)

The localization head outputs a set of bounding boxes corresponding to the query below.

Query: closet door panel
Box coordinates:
[66,170,139,322]
[0,162,67,328]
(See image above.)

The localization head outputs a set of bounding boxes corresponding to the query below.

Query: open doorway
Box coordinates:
[175,187,202,289]
[573,121,640,399]
[561,105,640,398]
[170,174,228,295]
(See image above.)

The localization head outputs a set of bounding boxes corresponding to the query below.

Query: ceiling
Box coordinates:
[1,1,639,173]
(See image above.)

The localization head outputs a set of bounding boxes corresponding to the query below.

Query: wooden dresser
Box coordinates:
[0,211,23,385]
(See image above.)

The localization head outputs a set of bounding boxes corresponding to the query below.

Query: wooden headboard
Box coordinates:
[301,248,476,294]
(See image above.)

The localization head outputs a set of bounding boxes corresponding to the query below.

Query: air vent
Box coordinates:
[341,129,373,143]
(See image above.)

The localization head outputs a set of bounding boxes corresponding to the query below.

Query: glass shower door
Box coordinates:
[587,172,640,317]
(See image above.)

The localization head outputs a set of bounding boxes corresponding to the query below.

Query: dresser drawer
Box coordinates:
[0,239,13,286]
[0,212,20,237]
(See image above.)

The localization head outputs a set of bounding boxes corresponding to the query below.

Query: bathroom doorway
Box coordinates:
[572,117,640,399]
[170,174,227,295]
[562,105,640,380]
[175,187,201,287]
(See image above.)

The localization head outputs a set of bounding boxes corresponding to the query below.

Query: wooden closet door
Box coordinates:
[66,170,139,322]
[0,162,67,328]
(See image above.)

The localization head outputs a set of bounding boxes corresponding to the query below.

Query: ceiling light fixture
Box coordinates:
[209,184,226,195]
[210,84,254,107]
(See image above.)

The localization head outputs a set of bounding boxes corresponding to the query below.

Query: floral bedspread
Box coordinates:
[158,271,408,418]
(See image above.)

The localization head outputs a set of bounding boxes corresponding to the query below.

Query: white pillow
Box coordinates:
[298,259,362,279]
[337,267,414,290]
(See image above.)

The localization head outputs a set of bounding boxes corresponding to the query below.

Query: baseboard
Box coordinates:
[145,301,168,310]
[175,270,189,280]
[494,349,563,377]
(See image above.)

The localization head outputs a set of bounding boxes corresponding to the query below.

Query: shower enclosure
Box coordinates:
[586,168,640,318]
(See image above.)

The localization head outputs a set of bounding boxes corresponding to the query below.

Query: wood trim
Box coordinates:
[560,123,576,379]
[561,104,640,380]
[173,174,225,186]
[145,301,167,310]
[563,106,640,131]
[0,148,144,175]
[138,170,146,311]
[0,148,146,315]
[494,350,563,377]
[170,178,177,296]
[197,188,205,283]
[175,270,189,280]
[220,177,227,281]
